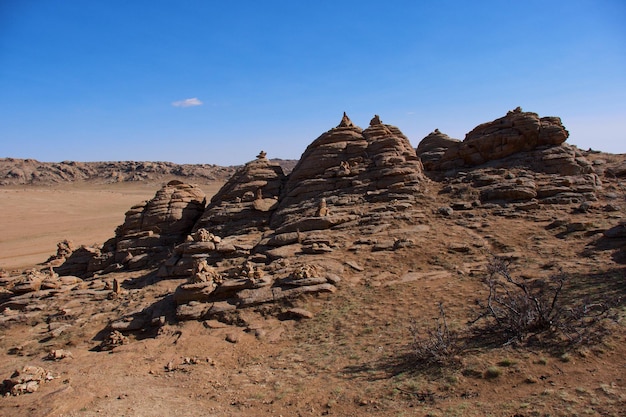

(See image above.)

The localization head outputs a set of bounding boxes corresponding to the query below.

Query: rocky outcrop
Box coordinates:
[417,108,589,175]
[441,168,601,207]
[172,262,338,322]
[415,129,461,170]
[39,111,613,334]
[419,108,600,206]
[191,153,286,236]
[435,107,569,171]
[271,113,425,231]
[55,181,206,277]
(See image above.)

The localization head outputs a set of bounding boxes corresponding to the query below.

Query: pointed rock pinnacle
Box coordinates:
[338,112,355,128]
[370,115,382,126]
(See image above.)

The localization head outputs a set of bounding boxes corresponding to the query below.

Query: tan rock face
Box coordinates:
[192,157,286,236]
[419,108,580,174]
[416,109,600,205]
[445,108,568,168]
[415,129,461,170]
[54,181,206,277]
[271,113,425,229]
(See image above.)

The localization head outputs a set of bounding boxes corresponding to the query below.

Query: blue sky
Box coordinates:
[1,0,624,165]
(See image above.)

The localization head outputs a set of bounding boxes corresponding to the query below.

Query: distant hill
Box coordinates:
[0,158,298,186]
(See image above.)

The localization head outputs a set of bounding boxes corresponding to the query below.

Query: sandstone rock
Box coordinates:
[345,261,364,272]
[271,113,424,229]
[55,181,206,277]
[424,109,595,178]
[225,332,241,343]
[2,366,54,396]
[192,156,286,236]
[99,330,129,351]
[46,349,73,361]
[435,108,569,170]
[283,308,314,319]
[416,129,461,170]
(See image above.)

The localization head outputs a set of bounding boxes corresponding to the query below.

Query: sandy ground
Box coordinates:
[0,183,223,271]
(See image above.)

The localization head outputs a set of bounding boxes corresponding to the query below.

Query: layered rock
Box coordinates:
[434,107,569,170]
[415,129,461,170]
[419,108,600,206]
[55,181,206,277]
[271,113,425,231]
[191,152,286,236]
[156,155,285,280]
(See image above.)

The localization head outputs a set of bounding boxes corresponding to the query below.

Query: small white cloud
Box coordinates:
[172,97,203,107]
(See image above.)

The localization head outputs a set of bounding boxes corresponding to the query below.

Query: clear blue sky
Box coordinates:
[1,0,624,165]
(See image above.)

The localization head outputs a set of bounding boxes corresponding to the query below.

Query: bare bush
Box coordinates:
[471,257,617,346]
[410,303,463,366]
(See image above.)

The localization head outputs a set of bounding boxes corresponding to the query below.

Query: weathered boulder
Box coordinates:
[192,154,286,236]
[435,108,569,170]
[416,129,461,170]
[421,108,591,176]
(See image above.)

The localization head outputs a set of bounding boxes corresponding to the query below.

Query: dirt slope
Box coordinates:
[0,174,624,417]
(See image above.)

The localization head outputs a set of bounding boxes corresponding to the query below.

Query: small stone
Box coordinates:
[437,206,454,216]
[225,333,240,344]
[345,261,364,272]
[46,349,73,361]
[284,308,314,319]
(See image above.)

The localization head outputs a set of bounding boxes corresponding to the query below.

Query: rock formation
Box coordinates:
[415,129,461,171]
[191,154,285,236]
[0,158,237,186]
[55,181,206,277]
[416,108,601,207]
[432,107,571,171]
[43,111,611,328]
[271,113,425,232]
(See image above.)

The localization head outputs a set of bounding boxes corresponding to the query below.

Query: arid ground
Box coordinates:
[1,176,625,417]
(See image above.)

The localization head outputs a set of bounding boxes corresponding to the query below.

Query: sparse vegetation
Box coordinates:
[484,366,501,379]
[470,256,617,347]
[409,303,463,366]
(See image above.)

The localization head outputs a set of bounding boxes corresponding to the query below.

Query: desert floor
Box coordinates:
[0,182,223,270]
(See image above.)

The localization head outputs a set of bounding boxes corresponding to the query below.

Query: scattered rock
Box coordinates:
[99,330,129,351]
[225,332,241,344]
[45,349,73,361]
[1,366,54,396]
[345,261,364,272]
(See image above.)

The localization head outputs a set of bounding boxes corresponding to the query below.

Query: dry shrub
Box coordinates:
[471,257,617,347]
[409,303,463,366]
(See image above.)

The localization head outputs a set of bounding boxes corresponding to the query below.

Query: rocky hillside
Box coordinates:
[0,110,624,416]
[0,158,299,186]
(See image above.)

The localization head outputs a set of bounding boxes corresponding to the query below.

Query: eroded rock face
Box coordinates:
[418,108,586,174]
[437,108,569,170]
[271,113,425,231]
[112,181,206,267]
[40,111,612,334]
[55,181,206,277]
[415,129,461,171]
[192,155,286,236]
[417,108,600,205]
